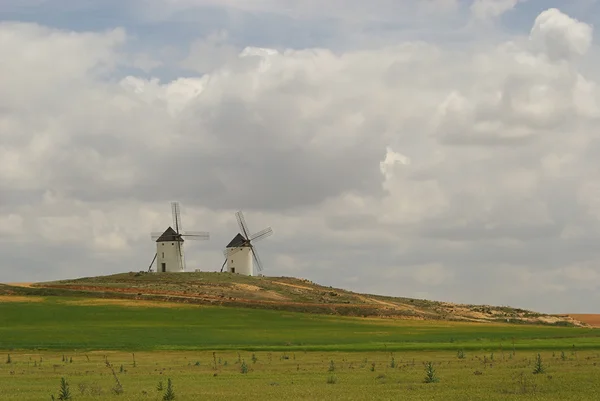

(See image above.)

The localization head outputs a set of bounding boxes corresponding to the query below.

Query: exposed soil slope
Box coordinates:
[1,272,585,327]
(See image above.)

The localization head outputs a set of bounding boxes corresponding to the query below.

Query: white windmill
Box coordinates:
[220,210,273,276]
[148,202,209,273]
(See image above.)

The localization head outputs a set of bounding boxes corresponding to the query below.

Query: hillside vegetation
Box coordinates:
[2,272,583,326]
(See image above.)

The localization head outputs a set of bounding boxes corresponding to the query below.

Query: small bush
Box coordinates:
[162,378,175,401]
[533,354,545,374]
[328,360,335,372]
[251,354,258,364]
[457,350,465,359]
[240,361,248,374]
[424,362,439,383]
[326,375,337,384]
[6,354,11,364]
[58,377,71,400]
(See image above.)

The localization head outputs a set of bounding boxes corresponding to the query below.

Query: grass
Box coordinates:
[1,298,600,352]
[2,297,600,399]
[3,349,600,400]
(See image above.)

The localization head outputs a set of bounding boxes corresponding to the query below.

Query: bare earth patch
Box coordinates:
[569,314,600,327]
[60,298,198,308]
[233,283,289,301]
[6,282,34,288]
[234,283,262,292]
[272,281,314,291]
[0,295,44,303]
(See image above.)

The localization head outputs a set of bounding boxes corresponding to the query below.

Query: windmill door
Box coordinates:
[161,263,166,272]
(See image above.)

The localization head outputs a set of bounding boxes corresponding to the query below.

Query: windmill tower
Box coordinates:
[220,210,272,276]
[148,202,209,273]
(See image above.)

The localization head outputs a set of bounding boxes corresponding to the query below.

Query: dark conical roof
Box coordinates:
[226,233,249,248]
[155,227,183,242]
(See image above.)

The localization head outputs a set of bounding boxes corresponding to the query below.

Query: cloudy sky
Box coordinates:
[2,0,600,313]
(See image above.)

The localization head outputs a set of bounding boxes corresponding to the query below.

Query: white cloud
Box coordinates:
[529,8,594,62]
[2,7,600,312]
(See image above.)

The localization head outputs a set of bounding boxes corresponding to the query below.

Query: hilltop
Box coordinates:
[1,272,585,327]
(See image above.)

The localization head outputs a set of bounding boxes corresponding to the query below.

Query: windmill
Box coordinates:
[220,210,273,276]
[148,202,209,273]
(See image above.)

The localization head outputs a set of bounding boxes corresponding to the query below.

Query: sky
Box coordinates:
[1,0,600,314]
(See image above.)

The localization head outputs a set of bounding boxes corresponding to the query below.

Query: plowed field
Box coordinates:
[569,314,600,327]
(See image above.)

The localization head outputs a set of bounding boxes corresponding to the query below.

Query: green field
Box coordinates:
[2,297,600,352]
[2,297,600,400]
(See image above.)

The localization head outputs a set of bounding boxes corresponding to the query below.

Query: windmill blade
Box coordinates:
[148,253,157,272]
[250,227,273,242]
[176,241,185,271]
[220,258,227,272]
[182,231,210,240]
[250,246,264,273]
[236,211,251,239]
[171,201,182,234]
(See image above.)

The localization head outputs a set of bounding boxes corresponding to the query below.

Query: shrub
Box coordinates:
[58,377,71,400]
[424,362,439,383]
[163,378,175,401]
[533,354,545,374]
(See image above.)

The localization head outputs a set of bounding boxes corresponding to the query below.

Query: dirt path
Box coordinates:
[357,295,413,311]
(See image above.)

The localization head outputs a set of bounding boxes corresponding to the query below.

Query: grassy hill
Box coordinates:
[2,272,584,327]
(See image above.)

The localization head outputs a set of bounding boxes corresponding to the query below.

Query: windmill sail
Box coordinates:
[149,202,209,273]
[224,210,272,275]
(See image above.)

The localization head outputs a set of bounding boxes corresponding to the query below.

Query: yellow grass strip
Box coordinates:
[0,295,44,303]
[58,298,200,308]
